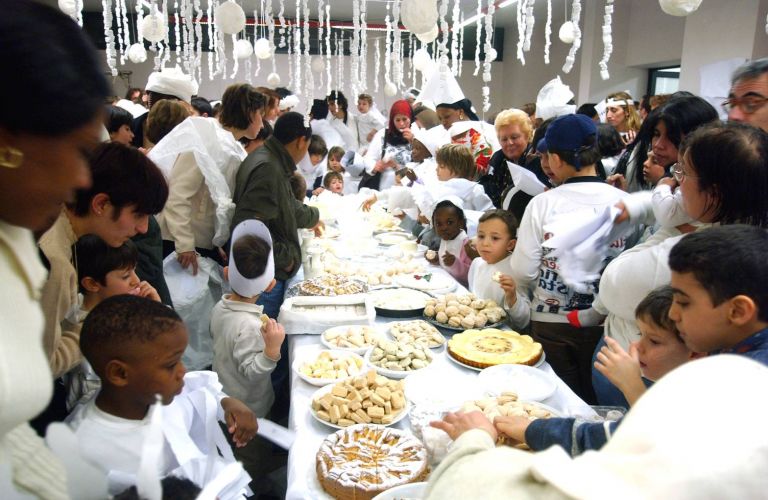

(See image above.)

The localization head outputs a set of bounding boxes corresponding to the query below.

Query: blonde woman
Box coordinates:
[604,91,642,144]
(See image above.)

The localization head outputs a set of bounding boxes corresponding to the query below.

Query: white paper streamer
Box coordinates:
[523,0,535,52]
[599,0,614,80]
[562,0,582,74]
[545,0,552,64]
[474,0,482,76]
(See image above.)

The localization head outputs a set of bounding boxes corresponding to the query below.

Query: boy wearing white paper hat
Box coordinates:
[210,220,286,491]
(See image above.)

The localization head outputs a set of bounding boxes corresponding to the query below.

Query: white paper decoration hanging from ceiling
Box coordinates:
[254,38,272,59]
[234,39,253,59]
[416,24,439,43]
[311,56,325,73]
[558,20,575,43]
[658,0,702,16]
[413,48,431,72]
[486,47,498,62]
[141,13,167,43]
[267,72,281,86]
[127,43,147,63]
[384,81,398,97]
[400,0,439,37]
[215,0,246,35]
[58,0,78,16]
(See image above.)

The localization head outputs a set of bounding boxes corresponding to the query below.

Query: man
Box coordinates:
[727,58,768,132]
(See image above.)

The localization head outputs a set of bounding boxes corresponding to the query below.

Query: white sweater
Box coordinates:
[510,178,627,323]
[468,255,530,331]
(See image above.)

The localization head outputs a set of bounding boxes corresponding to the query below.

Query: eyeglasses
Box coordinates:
[671,162,698,183]
[722,95,768,115]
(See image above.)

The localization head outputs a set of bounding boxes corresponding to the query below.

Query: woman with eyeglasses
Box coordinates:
[592,122,768,407]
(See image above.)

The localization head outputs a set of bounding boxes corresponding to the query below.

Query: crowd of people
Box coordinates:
[2,0,768,498]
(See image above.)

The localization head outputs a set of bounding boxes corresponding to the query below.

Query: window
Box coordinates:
[648,66,680,95]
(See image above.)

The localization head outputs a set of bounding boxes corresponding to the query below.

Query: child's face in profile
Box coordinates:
[328,156,343,172]
[436,162,456,181]
[476,218,515,265]
[411,140,430,163]
[310,153,324,166]
[99,266,142,298]
[357,99,370,114]
[328,178,344,194]
[433,207,463,241]
[669,270,733,353]
[126,323,188,406]
[634,316,692,381]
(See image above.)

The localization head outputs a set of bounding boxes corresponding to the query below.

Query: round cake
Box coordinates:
[316,424,429,500]
[448,328,543,368]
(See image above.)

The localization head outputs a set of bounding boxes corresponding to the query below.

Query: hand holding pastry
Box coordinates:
[493,415,531,445]
[497,274,519,307]
[261,318,286,362]
[425,250,439,264]
[430,411,497,442]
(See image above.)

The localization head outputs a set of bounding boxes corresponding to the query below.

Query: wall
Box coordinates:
[624,0,685,68]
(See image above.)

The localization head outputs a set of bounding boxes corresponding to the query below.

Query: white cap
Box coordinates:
[279,94,300,111]
[145,66,199,103]
[536,76,576,121]
[413,125,447,157]
[419,67,465,107]
[229,220,275,298]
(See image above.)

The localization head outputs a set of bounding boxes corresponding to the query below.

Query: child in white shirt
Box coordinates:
[426,198,473,287]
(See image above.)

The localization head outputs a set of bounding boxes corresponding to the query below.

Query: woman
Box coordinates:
[595,122,768,405]
[327,90,359,151]
[151,83,264,274]
[255,86,281,123]
[0,1,108,496]
[604,91,642,144]
[360,99,414,191]
[609,95,719,193]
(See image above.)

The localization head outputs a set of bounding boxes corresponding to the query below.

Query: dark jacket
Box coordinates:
[231,136,319,281]
[479,146,549,222]
[526,417,621,456]
[132,215,173,307]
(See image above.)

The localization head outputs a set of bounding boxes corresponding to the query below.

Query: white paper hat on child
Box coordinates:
[412,126,445,158]
[145,65,199,103]
[535,76,576,121]
[229,220,275,298]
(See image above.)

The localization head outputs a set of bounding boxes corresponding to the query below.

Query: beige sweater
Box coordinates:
[157,151,217,253]
[38,211,82,378]
[0,220,68,498]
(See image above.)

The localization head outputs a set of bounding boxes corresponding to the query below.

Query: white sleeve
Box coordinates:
[469,185,494,212]
[651,184,692,228]
[620,190,655,226]
[509,200,544,295]
[363,130,385,174]
[504,291,531,330]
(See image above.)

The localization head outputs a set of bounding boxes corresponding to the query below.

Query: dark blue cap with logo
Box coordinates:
[541,114,597,169]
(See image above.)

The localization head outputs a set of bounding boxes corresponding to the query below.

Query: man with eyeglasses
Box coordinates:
[725,58,768,132]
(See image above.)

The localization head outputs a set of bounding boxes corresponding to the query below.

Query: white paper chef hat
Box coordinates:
[418,67,465,107]
[413,125,446,157]
[145,65,199,103]
[535,76,576,121]
[229,220,275,298]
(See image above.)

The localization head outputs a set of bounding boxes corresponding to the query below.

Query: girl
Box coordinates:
[360,99,414,191]
[468,210,530,331]
[426,199,472,287]
[327,90,359,151]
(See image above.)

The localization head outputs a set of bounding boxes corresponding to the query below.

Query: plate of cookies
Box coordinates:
[292,349,366,387]
[387,320,446,348]
[309,370,410,429]
[365,338,435,379]
[422,293,507,331]
[321,325,382,355]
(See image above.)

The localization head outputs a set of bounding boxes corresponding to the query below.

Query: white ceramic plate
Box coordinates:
[309,382,410,430]
[477,364,558,402]
[372,482,429,500]
[364,346,435,380]
[292,349,366,386]
[394,272,457,294]
[320,325,382,355]
[375,232,415,246]
[387,320,447,349]
[445,349,546,372]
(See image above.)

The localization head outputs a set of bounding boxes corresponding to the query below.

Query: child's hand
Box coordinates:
[360,195,378,212]
[607,173,627,192]
[404,168,418,182]
[464,240,479,260]
[312,187,325,196]
[137,281,161,302]
[425,250,439,265]
[442,251,456,266]
[430,411,497,442]
[261,318,286,361]
[493,415,531,444]
[594,337,646,405]
[401,127,414,142]
[221,397,258,448]
[497,274,518,307]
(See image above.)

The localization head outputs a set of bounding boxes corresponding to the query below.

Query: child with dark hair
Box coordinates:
[105,105,135,145]
[69,295,256,498]
[289,172,308,202]
[468,210,529,330]
[322,171,344,194]
[426,198,472,286]
[510,114,627,404]
[210,220,285,495]
[300,134,328,196]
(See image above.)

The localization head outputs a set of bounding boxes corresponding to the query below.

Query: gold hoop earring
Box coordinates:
[0,146,23,168]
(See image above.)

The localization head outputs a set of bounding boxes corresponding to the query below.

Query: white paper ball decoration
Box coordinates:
[215,0,246,35]
[311,57,325,73]
[58,0,78,16]
[558,21,576,44]
[400,0,439,36]
[659,0,702,16]
[127,43,147,63]
[141,13,168,43]
[486,48,498,62]
[267,73,281,86]
[234,39,253,59]
[412,48,431,72]
[254,38,272,59]
[416,24,439,44]
[384,82,398,97]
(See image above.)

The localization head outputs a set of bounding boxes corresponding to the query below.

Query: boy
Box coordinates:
[355,94,386,153]
[301,134,327,197]
[69,295,256,498]
[326,146,346,173]
[510,114,627,404]
[322,171,344,195]
[668,224,768,363]
[289,171,307,203]
[210,221,286,492]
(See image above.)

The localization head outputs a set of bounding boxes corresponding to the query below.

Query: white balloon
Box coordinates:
[485,47,498,62]
[311,57,325,73]
[412,48,431,72]
[127,43,147,63]
[659,0,703,16]
[254,38,272,59]
[234,39,253,59]
[558,21,576,44]
[384,82,398,97]
[214,0,246,35]
[267,73,281,86]
[57,0,78,16]
[400,0,439,36]
[141,13,168,43]
[416,24,439,44]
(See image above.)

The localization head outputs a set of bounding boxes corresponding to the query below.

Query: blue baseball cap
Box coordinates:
[536,137,548,153]
[543,113,597,152]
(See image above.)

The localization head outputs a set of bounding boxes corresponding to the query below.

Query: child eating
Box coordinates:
[426,198,472,287]
[467,210,530,331]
